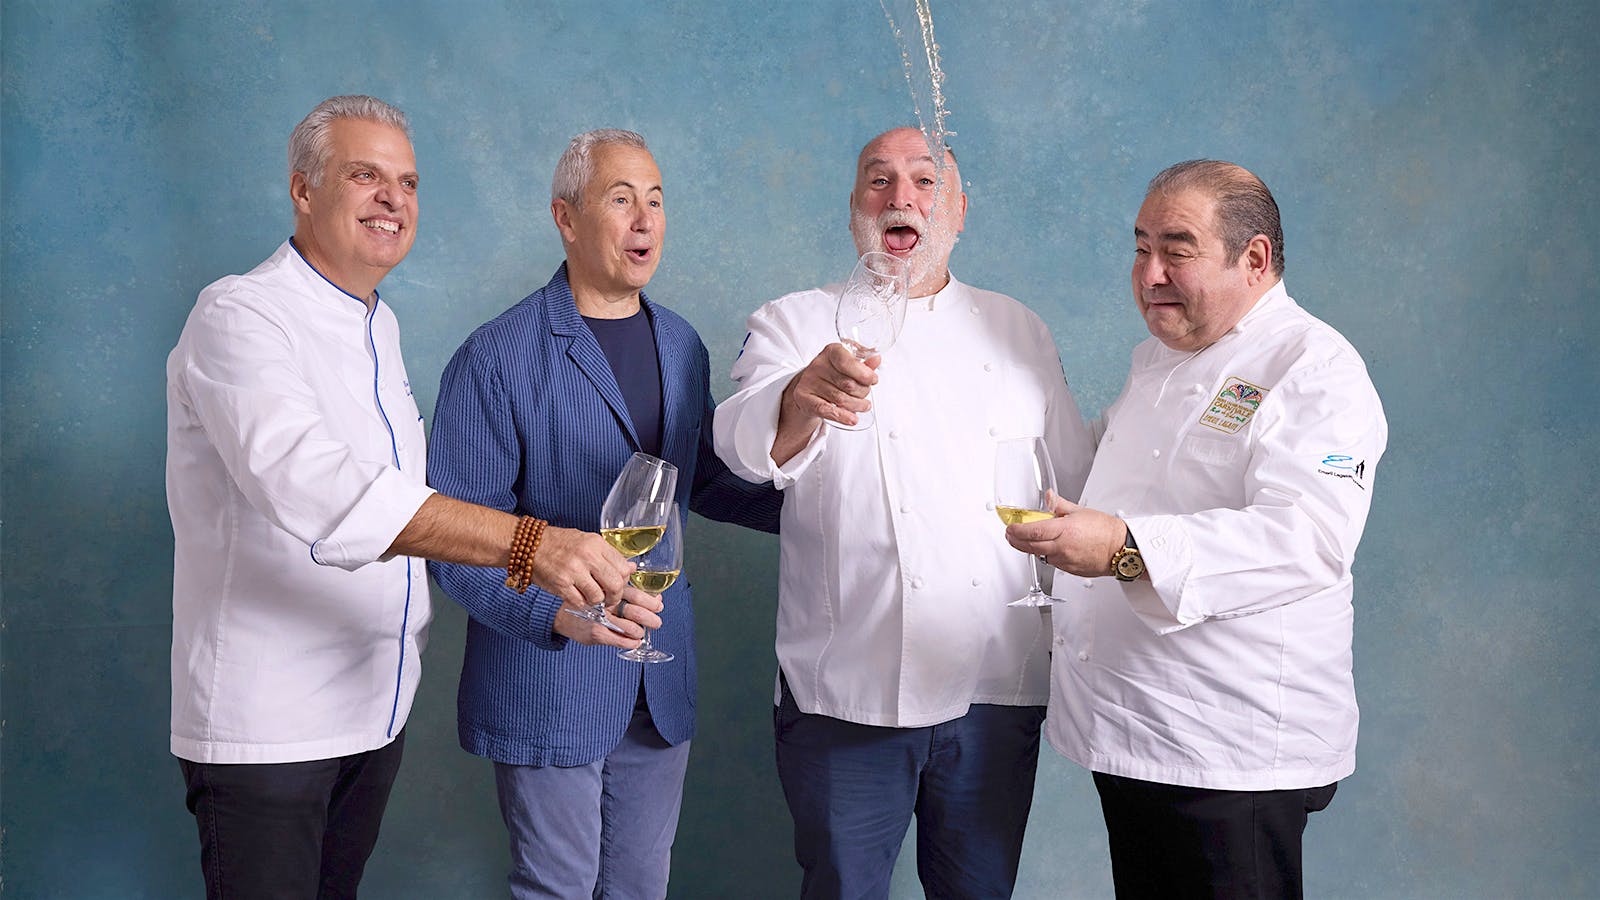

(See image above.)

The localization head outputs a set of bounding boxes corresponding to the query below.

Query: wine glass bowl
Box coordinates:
[994,437,1059,608]
[833,251,909,431]
[568,453,677,627]
[619,502,681,663]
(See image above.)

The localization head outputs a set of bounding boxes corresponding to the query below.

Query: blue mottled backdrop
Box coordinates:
[3,1,1597,897]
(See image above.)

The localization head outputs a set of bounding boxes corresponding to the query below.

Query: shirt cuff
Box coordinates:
[525,590,568,652]
[718,372,827,489]
[1122,515,1200,634]
[310,471,434,571]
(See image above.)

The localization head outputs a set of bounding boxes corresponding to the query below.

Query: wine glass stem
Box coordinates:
[1027,554,1045,595]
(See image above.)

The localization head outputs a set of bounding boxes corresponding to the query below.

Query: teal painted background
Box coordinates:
[3,0,1597,896]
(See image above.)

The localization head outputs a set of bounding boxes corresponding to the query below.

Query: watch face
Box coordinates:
[1114,551,1144,581]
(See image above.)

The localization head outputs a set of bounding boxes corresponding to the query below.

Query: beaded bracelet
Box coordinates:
[504,515,547,594]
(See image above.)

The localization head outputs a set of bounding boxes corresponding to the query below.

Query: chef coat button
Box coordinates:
[1116,509,1127,518]
[1152,448,1162,459]
[1054,635,1066,647]
[888,430,900,440]
[1082,578,1094,589]
[969,305,980,315]
[985,501,996,510]
[988,426,999,437]
[983,362,994,372]
[900,503,911,514]
[1192,383,1207,394]
[971,577,981,587]
[1077,651,1090,662]
[912,577,925,590]
[1107,433,1116,443]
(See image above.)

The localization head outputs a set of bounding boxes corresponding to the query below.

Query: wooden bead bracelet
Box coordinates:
[504,515,547,594]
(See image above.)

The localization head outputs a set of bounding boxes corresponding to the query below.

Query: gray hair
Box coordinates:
[1147,159,1286,276]
[551,129,649,205]
[288,95,411,187]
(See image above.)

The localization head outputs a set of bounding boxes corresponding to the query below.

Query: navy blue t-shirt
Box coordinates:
[583,308,663,457]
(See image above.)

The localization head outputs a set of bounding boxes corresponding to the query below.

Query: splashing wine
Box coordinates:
[879,0,959,228]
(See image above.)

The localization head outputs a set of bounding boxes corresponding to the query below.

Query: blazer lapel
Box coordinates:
[545,265,641,450]
[645,295,691,475]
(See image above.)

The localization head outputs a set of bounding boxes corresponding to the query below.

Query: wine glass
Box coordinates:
[994,437,1058,608]
[567,453,678,627]
[619,502,681,663]
[832,250,909,431]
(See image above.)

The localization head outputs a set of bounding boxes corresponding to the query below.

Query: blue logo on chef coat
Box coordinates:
[1317,454,1366,489]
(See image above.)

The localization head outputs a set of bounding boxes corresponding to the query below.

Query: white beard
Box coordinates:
[850,206,959,296]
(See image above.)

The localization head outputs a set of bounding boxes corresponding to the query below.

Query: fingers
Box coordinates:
[1047,491,1077,516]
[530,527,635,607]
[612,589,663,631]
[554,606,645,648]
[793,344,885,425]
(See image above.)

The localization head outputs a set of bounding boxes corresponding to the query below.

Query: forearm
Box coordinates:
[386,492,516,566]
[771,377,822,467]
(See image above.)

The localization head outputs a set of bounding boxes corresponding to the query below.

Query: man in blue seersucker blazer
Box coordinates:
[427,129,781,899]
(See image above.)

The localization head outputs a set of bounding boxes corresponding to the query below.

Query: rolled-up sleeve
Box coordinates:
[714,303,829,488]
[174,290,432,571]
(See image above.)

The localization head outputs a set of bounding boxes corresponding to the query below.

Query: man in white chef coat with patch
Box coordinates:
[1007,159,1387,899]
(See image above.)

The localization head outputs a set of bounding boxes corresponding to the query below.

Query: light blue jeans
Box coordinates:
[493,693,691,900]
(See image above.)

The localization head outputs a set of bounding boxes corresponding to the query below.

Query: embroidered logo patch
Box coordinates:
[1198,376,1268,434]
[1317,454,1368,490]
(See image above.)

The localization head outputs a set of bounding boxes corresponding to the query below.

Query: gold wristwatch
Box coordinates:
[1111,529,1145,582]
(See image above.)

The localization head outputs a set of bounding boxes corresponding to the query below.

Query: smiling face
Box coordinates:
[848,127,966,297]
[1132,187,1271,351]
[552,143,664,316]
[290,118,418,302]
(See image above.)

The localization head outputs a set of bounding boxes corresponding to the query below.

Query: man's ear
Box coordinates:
[1243,234,1272,285]
[552,198,577,244]
[290,171,313,216]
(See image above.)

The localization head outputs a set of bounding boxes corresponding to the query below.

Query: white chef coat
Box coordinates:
[715,276,1094,727]
[166,240,435,764]
[1048,281,1386,790]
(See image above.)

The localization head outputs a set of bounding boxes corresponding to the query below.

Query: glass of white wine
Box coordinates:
[994,436,1058,608]
[832,250,909,431]
[619,502,681,663]
[567,453,677,627]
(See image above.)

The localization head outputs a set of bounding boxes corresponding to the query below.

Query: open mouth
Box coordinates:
[361,217,402,235]
[626,247,653,261]
[884,225,920,254]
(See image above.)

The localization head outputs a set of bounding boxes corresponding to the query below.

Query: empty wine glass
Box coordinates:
[833,250,909,431]
[619,502,681,664]
[994,437,1058,608]
[566,453,677,627]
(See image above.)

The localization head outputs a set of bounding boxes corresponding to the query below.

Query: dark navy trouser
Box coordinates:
[774,676,1045,900]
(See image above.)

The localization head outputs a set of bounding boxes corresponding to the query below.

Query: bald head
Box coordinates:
[849,127,967,297]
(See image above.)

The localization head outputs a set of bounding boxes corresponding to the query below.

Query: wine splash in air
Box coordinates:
[879,0,959,230]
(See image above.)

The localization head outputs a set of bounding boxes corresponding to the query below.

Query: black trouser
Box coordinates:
[178,732,406,900]
[1093,771,1337,900]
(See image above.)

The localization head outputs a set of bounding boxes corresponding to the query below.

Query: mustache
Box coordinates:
[876,209,927,231]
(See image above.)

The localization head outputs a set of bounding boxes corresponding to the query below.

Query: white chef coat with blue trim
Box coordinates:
[166,240,435,764]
